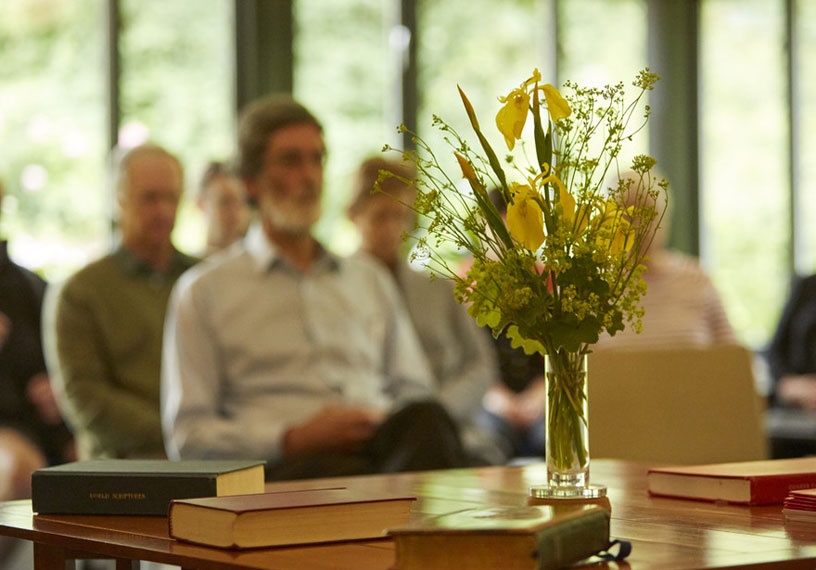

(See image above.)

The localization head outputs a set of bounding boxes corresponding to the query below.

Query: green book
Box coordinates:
[31,459,266,516]
[389,504,611,570]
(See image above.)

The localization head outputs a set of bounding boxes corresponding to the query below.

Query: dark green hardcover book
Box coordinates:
[389,504,611,570]
[31,459,266,516]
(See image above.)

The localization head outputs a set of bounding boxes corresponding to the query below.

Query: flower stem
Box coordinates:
[545,349,589,479]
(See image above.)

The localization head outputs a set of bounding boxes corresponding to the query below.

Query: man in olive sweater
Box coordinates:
[44,144,197,459]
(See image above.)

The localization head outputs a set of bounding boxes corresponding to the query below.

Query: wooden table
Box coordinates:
[2,459,816,569]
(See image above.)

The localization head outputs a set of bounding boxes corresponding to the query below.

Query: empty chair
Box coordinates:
[588,344,768,465]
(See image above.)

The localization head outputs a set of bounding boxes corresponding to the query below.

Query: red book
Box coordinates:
[647,457,816,505]
[783,488,816,522]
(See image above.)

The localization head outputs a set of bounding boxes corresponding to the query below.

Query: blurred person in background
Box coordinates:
[767,274,816,409]
[162,96,471,480]
[0,176,74,500]
[347,156,505,464]
[474,188,546,460]
[0,176,74,569]
[196,160,250,257]
[44,143,197,460]
[595,170,735,349]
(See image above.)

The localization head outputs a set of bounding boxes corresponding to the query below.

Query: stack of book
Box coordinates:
[783,489,816,523]
[647,457,816,505]
[31,458,619,566]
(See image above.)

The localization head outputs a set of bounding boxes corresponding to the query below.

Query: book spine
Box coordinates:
[534,509,610,570]
[31,474,220,516]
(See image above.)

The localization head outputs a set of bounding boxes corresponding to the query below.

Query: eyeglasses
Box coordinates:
[268,149,327,170]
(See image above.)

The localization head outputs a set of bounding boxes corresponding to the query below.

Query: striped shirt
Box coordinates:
[596,250,735,349]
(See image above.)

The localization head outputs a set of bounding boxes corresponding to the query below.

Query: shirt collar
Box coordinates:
[244,223,339,274]
[112,245,193,279]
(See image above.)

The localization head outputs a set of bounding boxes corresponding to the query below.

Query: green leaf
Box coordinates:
[547,315,602,353]
[455,153,514,249]
[458,86,511,203]
[506,325,547,355]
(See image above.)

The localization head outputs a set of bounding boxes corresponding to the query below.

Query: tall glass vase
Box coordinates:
[531,349,606,499]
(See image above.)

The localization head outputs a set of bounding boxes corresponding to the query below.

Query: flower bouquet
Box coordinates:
[385,68,667,497]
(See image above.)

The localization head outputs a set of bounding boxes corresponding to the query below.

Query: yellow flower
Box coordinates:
[496,89,529,151]
[611,226,633,254]
[546,173,575,221]
[507,183,545,251]
[542,84,571,122]
[535,170,580,232]
[595,200,634,254]
[496,69,541,151]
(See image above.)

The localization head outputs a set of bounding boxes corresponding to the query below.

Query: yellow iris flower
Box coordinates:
[496,78,572,151]
[496,69,542,151]
[496,89,530,151]
[595,200,634,254]
[544,172,575,221]
[542,84,572,122]
[507,183,545,251]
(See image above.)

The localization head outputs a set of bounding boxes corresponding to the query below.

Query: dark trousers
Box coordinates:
[265,400,470,481]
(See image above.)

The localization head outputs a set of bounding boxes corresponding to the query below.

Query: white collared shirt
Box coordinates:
[161,224,434,462]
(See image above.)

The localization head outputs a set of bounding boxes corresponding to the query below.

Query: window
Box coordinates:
[417,0,546,172]
[796,0,816,276]
[0,0,807,349]
[558,0,648,88]
[294,0,389,254]
[558,0,649,171]
[0,0,106,280]
[700,0,789,346]
[119,0,234,256]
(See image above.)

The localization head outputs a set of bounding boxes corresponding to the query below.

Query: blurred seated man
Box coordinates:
[0,177,74,500]
[45,144,197,459]
[162,96,471,480]
[347,156,505,464]
[479,333,546,458]
[767,274,816,409]
[196,160,250,257]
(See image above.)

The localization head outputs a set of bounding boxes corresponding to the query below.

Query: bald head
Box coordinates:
[616,169,669,257]
[111,144,184,268]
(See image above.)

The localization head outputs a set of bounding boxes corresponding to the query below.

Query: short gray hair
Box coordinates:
[111,143,183,200]
[236,95,322,180]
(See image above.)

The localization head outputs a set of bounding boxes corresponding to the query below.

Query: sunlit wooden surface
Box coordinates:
[2,459,816,569]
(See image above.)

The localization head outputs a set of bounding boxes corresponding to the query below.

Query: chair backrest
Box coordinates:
[587,344,768,465]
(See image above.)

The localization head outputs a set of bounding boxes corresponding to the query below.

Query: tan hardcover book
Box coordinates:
[388,504,610,570]
[31,459,266,516]
[168,487,416,549]
[648,457,816,505]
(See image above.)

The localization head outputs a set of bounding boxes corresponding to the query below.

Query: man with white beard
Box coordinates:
[161,96,470,480]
